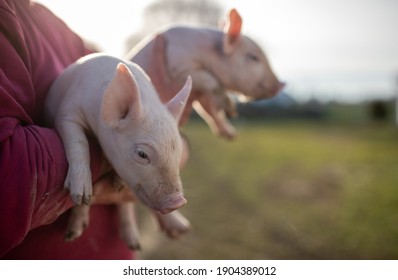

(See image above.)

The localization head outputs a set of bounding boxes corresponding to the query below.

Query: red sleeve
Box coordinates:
[0,0,102,256]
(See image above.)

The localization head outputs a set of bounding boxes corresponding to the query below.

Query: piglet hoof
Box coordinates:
[156,210,191,239]
[64,229,82,242]
[119,226,141,251]
[218,125,237,141]
[64,205,90,242]
[68,192,91,206]
[64,166,93,205]
[128,241,141,251]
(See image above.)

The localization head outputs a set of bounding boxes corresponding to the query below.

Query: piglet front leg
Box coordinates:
[155,210,191,239]
[56,120,93,205]
[193,90,237,140]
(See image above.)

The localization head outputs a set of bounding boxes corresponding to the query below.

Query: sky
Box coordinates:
[35,0,398,103]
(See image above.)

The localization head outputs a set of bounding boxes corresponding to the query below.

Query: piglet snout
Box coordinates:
[278,81,286,92]
[269,81,286,97]
[158,193,187,214]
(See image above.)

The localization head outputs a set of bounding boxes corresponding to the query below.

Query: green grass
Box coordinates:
[137,119,398,259]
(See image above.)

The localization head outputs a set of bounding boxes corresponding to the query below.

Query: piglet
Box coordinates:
[127,8,285,140]
[44,53,192,249]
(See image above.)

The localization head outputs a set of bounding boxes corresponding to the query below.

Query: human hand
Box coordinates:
[91,173,136,205]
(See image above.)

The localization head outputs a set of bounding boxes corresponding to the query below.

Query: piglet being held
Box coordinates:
[44,53,192,248]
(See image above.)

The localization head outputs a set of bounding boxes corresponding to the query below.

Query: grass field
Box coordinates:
[136,118,398,260]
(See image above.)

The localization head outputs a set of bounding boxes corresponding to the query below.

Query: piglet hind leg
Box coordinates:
[64,205,90,242]
[193,94,237,140]
[117,202,141,250]
[155,210,191,239]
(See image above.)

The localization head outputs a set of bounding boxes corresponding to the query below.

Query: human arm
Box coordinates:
[0,1,103,256]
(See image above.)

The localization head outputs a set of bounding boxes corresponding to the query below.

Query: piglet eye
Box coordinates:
[247,53,259,62]
[135,147,150,164]
[138,150,148,160]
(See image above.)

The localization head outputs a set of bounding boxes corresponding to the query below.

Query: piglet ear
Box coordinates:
[166,76,192,122]
[223,8,242,54]
[101,63,142,126]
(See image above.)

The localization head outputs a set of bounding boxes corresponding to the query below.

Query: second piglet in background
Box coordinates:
[128,8,284,140]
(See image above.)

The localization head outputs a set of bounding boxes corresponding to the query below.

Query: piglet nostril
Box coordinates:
[159,193,187,214]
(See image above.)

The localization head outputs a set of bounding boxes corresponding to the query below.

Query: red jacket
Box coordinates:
[0,0,133,259]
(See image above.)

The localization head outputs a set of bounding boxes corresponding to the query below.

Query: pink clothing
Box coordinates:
[0,0,133,259]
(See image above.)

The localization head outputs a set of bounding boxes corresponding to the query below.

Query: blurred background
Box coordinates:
[36,0,398,259]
